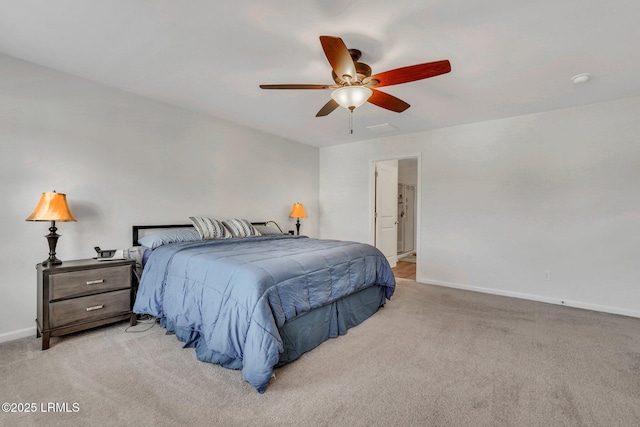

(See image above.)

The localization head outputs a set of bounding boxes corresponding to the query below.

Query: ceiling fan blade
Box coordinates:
[260,84,332,90]
[367,89,410,113]
[316,99,340,117]
[369,60,451,88]
[319,36,357,83]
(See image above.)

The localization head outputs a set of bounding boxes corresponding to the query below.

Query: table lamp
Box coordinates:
[26,191,77,266]
[289,202,307,235]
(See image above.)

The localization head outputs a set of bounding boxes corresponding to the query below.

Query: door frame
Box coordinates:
[370,153,422,267]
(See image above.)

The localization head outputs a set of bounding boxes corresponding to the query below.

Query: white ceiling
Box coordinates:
[1,0,639,148]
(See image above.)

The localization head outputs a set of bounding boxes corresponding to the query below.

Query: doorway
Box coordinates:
[397,158,417,262]
[397,183,416,256]
[372,156,420,280]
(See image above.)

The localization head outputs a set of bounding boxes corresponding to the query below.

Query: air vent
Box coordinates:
[366,123,398,134]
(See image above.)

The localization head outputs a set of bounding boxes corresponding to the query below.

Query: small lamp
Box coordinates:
[26,191,77,266]
[289,202,307,235]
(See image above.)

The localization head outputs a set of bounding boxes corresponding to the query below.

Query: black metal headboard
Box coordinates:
[132,221,284,246]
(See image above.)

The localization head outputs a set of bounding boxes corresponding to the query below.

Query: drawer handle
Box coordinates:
[85,305,104,312]
[86,279,105,285]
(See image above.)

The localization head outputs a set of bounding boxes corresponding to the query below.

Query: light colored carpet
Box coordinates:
[1,279,639,426]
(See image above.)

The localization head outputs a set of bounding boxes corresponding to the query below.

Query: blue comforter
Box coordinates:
[133,235,395,392]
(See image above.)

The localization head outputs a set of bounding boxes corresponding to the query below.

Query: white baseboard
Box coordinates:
[416,276,640,319]
[0,326,36,345]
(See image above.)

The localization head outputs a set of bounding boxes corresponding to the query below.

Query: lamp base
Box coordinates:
[43,221,63,267]
[295,219,301,235]
[42,257,63,267]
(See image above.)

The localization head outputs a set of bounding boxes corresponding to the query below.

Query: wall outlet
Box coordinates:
[544,270,551,281]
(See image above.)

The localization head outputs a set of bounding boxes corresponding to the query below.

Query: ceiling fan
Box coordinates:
[260,36,451,117]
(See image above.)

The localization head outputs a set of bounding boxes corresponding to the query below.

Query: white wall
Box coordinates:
[320,96,640,318]
[0,54,319,341]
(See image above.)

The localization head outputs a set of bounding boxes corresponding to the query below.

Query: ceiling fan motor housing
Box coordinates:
[332,60,372,85]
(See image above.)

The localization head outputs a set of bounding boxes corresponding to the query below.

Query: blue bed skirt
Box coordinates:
[161,284,387,369]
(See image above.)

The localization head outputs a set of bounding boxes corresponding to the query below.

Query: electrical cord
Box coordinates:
[132,261,142,283]
[124,314,157,333]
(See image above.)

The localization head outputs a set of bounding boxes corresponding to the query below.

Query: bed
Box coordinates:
[131,220,396,393]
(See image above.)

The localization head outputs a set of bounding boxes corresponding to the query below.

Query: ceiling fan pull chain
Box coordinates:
[350,109,353,134]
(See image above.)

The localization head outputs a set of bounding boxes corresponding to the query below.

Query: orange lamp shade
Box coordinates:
[289,203,307,219]
[26,192,77,222]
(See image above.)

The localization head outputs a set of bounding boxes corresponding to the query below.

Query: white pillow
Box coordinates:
[254,224,284,235]
[138,228,201,249]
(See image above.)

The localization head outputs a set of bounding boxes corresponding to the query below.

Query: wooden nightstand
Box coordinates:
[36,258,137,350]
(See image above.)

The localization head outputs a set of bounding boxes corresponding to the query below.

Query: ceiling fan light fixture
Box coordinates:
[331,86,373,110]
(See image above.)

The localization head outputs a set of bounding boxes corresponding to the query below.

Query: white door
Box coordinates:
[375,161,398,267]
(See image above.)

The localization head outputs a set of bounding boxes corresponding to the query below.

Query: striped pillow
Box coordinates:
[189,216,229,240]
[223,219,261,238]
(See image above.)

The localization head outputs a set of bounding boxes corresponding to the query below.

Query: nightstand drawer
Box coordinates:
[49,265,131,300]
[49,289,131,328]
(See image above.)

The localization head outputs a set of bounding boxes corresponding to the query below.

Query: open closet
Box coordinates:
[397,158,417,258]
[397,183,416,255]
